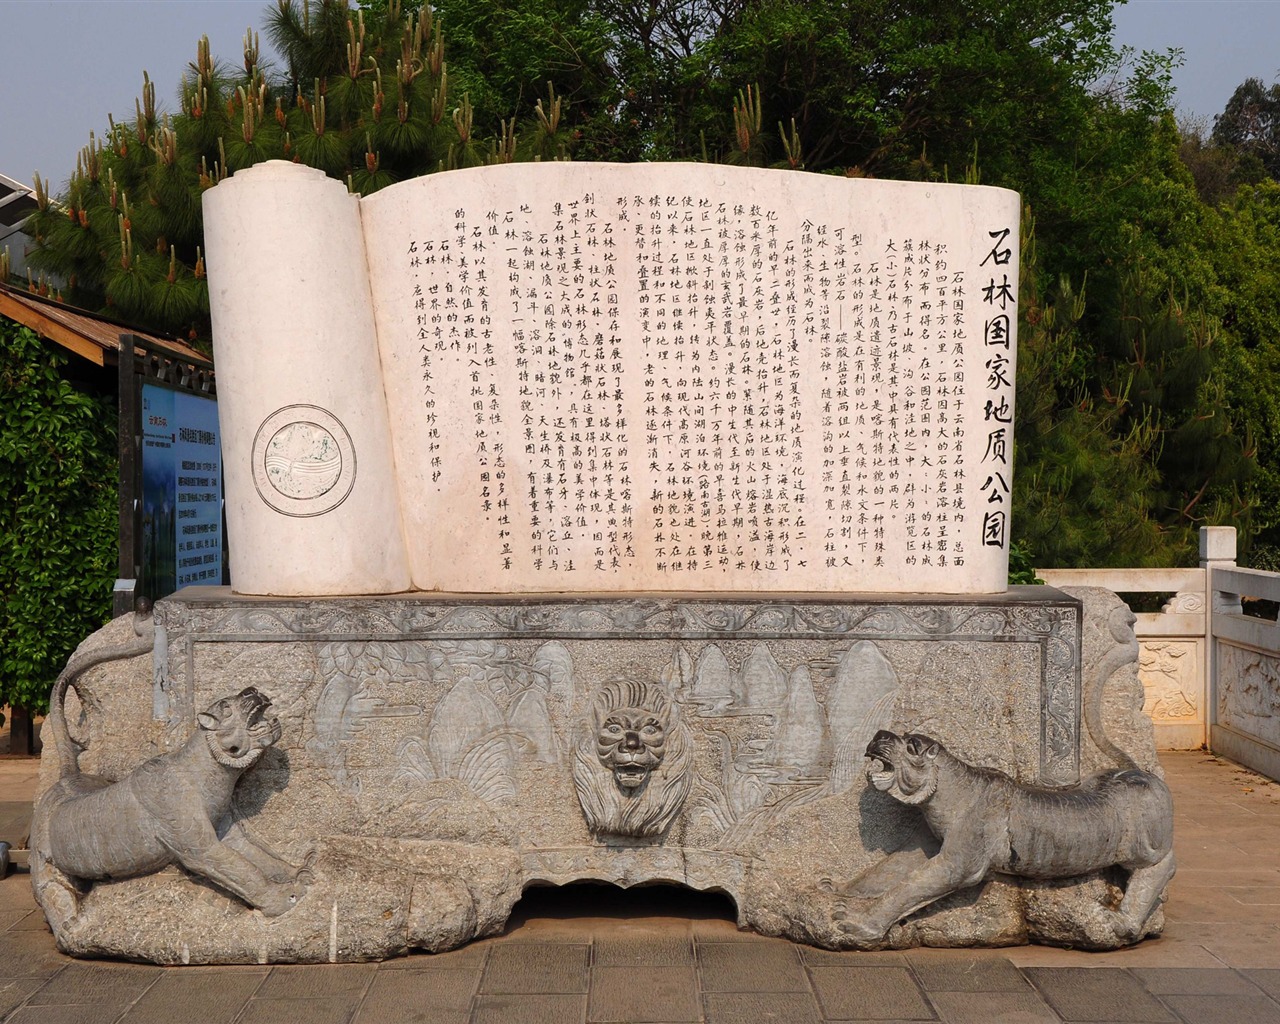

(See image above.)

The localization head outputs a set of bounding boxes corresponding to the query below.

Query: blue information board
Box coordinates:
[140,384,223,597]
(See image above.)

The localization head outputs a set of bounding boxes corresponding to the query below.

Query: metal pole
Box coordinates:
[114,333,139,617]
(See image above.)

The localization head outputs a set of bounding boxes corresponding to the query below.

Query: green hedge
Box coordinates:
[1,317,117,718]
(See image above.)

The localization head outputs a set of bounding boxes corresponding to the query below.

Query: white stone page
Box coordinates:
[203,162,411,595]
[361,163,1019,594]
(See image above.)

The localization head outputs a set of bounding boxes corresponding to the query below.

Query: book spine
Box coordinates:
[202,161,410,596]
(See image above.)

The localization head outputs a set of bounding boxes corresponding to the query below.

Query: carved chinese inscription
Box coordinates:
[361,165,1021,593]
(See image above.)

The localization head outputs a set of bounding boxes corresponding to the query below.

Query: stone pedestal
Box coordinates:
[32,586,1164,963]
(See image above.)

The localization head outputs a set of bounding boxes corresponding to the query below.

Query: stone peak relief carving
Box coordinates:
[203,161,1020,596]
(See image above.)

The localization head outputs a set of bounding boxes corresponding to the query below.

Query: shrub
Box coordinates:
[0,318,117,719]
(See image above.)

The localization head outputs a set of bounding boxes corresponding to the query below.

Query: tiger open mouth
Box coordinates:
[239,688,282,744]
[865,731,899,791]
[866,755,896,791]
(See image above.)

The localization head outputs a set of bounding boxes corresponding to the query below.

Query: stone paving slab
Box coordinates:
[355,969,481,1023]
[703,991,825,1024]
[908,957,1032,993]
[1129,968,1269,996]
[481,943,590,994]
[1161,994,1280,1024]
[0,982,43,1022]
[0,804,31,848]
[472,994,585,1024]
[23,962,159,1006]
[5,1003,129,1024]
[253,963,377,1000]
[808,966,936,1021]
[588,966,700,1022]
[1023,967,1178,1022]
[238,996,361,1024]
[927,989,1059,1024]
[593,933,694,968]
[697,943,808,992]
[1248,972,1280,1002]
[121,970,268,1024]
[4,752,1280,1023]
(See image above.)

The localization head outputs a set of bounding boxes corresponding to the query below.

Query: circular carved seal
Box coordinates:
[251,405,356,517]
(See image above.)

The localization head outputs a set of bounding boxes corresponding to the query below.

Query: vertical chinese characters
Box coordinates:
[979,227,1015,551]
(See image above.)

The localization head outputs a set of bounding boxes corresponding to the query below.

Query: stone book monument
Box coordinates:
[30,162,1172,964]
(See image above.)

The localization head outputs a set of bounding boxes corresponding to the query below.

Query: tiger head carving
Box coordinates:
[198,686,283,769]
[864,729,942,806]
[572,679,693,838]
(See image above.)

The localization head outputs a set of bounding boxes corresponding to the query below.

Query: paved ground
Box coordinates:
[2,750,1279,1023]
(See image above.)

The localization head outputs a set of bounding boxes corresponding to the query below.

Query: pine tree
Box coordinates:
[22,0,575,345]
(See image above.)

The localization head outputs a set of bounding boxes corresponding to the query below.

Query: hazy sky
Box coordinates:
[2,0,1279,191]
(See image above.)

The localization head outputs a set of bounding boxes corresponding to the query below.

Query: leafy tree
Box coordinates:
[0,319,116,717]
[1013,221,1167,567]
[1178,118,1267,206]
[679,0,1120,174]
[428,0,611,131]
[1199,182,1280,545]
[1212,76,1280,179]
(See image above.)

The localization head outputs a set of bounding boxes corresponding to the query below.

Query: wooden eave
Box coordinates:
[0,283,209,368]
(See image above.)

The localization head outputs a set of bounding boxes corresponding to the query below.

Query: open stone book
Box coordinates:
[203,162,1019,595]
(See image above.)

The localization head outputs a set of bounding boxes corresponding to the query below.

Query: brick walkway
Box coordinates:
[2,751,1279,1023]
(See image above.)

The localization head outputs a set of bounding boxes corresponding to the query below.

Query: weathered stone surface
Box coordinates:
[29,585,1170,962]
[33,685,307,932]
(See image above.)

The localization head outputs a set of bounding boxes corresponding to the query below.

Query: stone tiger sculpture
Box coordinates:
[835,603,1175,947]
[32,624,310,921]
[834,729,1175,945]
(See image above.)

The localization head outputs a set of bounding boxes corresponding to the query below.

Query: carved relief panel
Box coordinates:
[1138,639,1201,722]
[184,610,1065,862]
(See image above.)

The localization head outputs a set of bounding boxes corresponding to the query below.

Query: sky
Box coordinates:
[1,0,1279,192]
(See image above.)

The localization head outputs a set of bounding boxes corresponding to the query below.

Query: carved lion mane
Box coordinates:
[572,679,693,838]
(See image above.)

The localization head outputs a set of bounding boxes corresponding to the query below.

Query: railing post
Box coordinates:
[1200,526,1239,746]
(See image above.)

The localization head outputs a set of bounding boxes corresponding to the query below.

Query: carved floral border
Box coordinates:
[156,592,1082,783]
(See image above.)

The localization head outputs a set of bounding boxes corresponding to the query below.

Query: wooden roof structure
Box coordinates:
[0,282,210,369]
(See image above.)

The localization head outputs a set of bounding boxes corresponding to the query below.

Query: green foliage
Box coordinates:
[0,319,117,716]
[23,0,579,345]
[427,0,610,133]
[1009,200,1257,569]
[1179,123,1262,206]
[1006,540,1043,585]
[1198,182,1280,545]
[1012,225,1168,567]
[679,0,1121,176]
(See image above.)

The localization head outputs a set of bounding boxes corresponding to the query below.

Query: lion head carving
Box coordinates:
[197,686,282,769]
[572,679,693,838]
